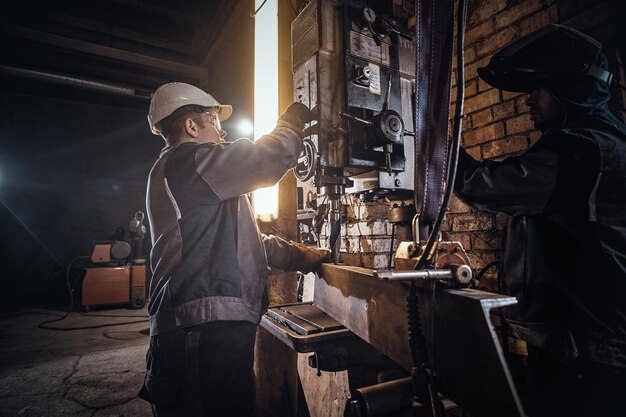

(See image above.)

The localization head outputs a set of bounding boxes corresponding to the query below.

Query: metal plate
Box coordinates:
[260,302,357,353]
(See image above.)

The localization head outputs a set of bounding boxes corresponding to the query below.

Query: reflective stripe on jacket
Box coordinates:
[146,126,303,336]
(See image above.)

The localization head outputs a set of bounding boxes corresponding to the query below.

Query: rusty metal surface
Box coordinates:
[317,264,413,369]
[429,288,524,417]
[316,264,525,417]
[283,303,345,332]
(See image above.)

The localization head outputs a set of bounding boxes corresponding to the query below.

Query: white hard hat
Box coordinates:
[147,82,233,135]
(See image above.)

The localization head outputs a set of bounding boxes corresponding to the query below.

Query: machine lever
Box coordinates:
[339,111,373,126]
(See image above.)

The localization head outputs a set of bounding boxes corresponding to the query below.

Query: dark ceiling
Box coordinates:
[0,0,249,108]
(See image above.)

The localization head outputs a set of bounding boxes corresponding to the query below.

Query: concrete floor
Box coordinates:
[0,307,153,417]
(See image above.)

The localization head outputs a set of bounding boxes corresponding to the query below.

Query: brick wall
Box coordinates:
[443,0,626,289]
[316,0,625,288]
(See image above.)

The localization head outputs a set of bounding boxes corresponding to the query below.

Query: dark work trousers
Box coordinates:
[139,320,257,417]
[525,346,626,417]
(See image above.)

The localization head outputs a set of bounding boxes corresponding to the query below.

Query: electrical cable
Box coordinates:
[37,255,149,331]
[250,0,269,17]
[475,260,501,283]
[36,255,89,329]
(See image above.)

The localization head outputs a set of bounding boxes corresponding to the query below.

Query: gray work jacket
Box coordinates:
[146,125,303,336]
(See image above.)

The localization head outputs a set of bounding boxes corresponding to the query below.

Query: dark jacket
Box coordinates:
[146,126,304,336]
[454,74,626,367]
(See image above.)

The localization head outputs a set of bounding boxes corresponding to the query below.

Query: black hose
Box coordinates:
[475,260,501,283]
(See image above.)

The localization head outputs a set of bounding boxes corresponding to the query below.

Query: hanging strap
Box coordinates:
[414,0,455,227]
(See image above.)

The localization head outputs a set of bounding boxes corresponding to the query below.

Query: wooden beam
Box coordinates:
[47,12,193,55]
[3,25,208,80]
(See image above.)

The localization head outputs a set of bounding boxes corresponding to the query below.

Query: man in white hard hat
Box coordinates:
[138,82,329,416]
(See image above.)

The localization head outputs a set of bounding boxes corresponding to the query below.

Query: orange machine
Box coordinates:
[81,241,146,311]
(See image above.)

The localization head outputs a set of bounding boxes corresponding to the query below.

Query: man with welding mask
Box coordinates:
[454,25,626,416]
[139,82,329,416]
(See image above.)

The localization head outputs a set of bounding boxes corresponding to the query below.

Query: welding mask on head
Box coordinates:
[148,82,233,135]
[477,24,614,93]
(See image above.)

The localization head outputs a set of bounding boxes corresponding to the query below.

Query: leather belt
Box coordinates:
[414,0,455,226]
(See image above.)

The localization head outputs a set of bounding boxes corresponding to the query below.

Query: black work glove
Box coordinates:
[278,102,316,132]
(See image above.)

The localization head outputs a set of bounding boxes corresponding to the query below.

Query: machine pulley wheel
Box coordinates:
[293,138,317,182]
[379,110,404,143]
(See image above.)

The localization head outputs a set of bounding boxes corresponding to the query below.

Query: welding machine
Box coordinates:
[81,213,148,311]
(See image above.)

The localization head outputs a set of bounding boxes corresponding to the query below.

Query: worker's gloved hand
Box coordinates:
[278,102,316,133]
[286,241,331,274]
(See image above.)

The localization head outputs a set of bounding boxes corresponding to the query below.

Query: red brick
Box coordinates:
[477,78,492,92]
[451,213,494,232]
[506,114,533,135]
[450,80,478,104]
[502,90,522,101]
[481,135,529,159]
[476,26,521,58]
[362,202,389,220]
[468,0,508,26]
[463,114,474,130]
[448,195,471,214]
[515,94,530,114]
[464,122,505,146]
[468,251,497,274]
[465,56,492,82]
[465,88,501,113]
[465,20,496,46]
[494,0,544,31]
[465,146,481,160]
[492,100,516,121]
[472,108,493,127]
[463,45,476,64]
[465,79,478,97]
[471,231,501,250]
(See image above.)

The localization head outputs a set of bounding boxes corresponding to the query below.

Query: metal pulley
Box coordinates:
[293,138,317,181]
[373,109,404,144]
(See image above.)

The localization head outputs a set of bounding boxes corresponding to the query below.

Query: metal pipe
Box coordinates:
[375,269,453,281]
[345,377,413,417]
[377,264,472,284]
[0,65,151,99]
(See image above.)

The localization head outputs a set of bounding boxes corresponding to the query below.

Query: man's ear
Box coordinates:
[183,117,199,138]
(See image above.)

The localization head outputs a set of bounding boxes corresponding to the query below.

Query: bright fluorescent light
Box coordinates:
[253,0,279,221]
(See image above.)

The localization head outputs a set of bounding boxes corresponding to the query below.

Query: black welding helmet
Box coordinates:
[477,24,614,93]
